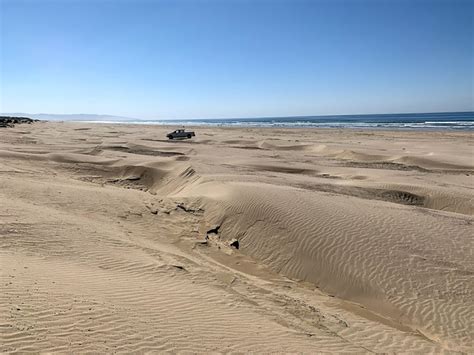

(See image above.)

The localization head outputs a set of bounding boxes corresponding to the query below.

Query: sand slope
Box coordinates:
[1,122,473,352]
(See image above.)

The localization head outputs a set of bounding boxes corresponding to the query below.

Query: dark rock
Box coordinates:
[0,116,38,128]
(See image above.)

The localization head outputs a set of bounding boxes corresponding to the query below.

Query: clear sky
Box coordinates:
[1,0,472,119]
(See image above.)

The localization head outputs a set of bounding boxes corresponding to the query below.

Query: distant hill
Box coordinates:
[0,113,141,122]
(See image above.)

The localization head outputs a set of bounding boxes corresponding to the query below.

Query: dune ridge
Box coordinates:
[176,181,472,351]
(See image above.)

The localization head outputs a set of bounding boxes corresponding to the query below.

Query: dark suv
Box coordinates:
[166,129,195,140]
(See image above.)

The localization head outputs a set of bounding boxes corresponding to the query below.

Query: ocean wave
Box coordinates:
[81,112,474,130]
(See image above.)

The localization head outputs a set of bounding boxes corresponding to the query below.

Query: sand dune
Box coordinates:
[1,122,472,352]
[178,182,473,350]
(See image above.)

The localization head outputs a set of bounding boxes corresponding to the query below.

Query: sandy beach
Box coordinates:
[1,121,472,352]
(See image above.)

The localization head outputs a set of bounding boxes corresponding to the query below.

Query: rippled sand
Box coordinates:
[1,122,472,352]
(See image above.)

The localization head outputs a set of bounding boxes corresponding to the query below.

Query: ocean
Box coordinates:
[91,111,474,130]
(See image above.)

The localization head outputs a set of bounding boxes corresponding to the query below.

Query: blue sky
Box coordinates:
[1,0,472,119]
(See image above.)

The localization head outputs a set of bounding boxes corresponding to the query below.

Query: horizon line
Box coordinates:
[2,110,473,121]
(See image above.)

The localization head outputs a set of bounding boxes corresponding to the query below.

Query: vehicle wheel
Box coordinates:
[187,134,191,139]
[168,136,173,140]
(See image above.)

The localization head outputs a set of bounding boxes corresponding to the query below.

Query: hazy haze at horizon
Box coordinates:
[1,0,472,119]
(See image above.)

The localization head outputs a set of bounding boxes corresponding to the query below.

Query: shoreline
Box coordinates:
[34,119,474,133]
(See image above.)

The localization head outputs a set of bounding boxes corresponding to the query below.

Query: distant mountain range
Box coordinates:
[0,113,141,122]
